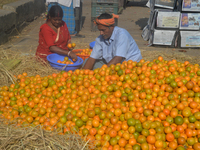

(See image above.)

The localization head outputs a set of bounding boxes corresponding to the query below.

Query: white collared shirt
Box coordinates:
[90,26,142,63]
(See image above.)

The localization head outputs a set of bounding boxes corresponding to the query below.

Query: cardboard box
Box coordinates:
[180,31,200,47]
[157,11,180,28]
[182,0,200,12]
[155,0,175,9]
[179,13,200,30]
[153,29,176,45]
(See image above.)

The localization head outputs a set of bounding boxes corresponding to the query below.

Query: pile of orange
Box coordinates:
[77,48,92,55]
[73,48,92,60]
[1,56,200,150]
[57,56,74,65]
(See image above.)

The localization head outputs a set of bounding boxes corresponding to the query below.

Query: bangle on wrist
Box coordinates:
[68,51,71,56]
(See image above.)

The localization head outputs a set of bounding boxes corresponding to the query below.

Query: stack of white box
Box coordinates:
[179,1,200,48]
[143,0,200,48]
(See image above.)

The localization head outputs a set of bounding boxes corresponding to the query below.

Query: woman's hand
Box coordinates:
[69,51,77,61]
[68,47,74,51]
[67,41,76,51]
[67,42,75,51]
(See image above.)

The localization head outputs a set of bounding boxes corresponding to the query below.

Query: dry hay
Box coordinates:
[0,118,95,150]
[0,50,60,87]
[140,49,200,64]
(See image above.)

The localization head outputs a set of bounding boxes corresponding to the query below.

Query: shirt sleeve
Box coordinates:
[90,37,103,59]
[40,26,56,48]
[114,33,129,58]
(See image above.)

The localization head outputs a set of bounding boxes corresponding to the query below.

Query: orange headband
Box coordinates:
[94,13,119,26]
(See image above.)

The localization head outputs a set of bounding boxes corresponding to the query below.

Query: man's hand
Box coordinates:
[107,56,123,66]
[82,57,96,70]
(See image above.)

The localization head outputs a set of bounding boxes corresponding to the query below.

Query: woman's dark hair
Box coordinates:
[47,5,63,19]
[98,13,112,19]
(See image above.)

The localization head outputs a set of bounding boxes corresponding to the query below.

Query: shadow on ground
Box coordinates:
[81,16,86,28]
[135,17,149,30]
[126,1,147,7]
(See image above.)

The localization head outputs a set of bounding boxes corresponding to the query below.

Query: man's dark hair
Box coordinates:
[98,13,112,19]
[47,5,63,19]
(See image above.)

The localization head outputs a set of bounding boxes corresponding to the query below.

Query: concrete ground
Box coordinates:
[0,0,200,64]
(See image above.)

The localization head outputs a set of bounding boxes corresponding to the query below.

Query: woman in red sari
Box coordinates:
[36,5,77,61]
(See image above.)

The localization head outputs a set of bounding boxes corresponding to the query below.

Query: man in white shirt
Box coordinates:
[83,13,142,70]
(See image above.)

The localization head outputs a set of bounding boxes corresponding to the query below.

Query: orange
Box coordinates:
[166,133,175,142]
[67,43,72,48]
[71,43,76,48]
[146,135,156,144]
